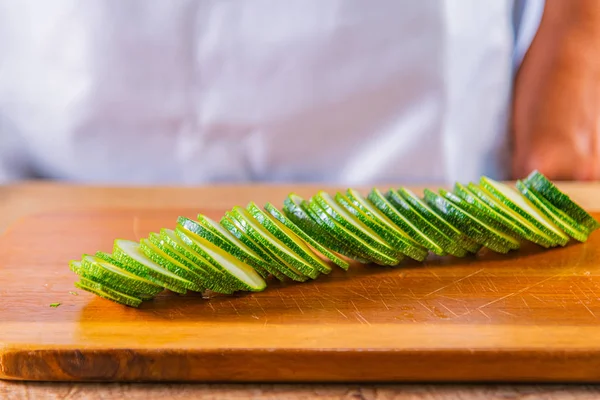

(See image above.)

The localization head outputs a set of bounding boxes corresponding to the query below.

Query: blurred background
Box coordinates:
[1,0,597,186]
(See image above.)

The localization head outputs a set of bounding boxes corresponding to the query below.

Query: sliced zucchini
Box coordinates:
[283,193,370,263]
[524,170,600,232]
[139,238,205,292]
[424,189,520,253]
[306,198,400,265]
[225,211,308,282]
[264,202,350,270]
[175,227,267,291]
[453,183,554,248]
[157,229,241,293]
[148,232,237,293]
[516,180,589,242]
[230,206,319,279]
[468,183,560,247]
[196,214,272,279]
[366,188,446,256]
[74,255,162,299]
[313,191,403,261]
[71,259,156,301]
[397,187,482,253]
[75,278,143,308]
[384,190,467,257]
[220,215,289,281]
[480,177,569,246]
[112,239,193,294]
[178,216,271,277]
[338,191,429,261]
[247,202,332,274]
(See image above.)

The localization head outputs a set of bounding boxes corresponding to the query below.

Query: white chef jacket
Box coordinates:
[0,0,543,185]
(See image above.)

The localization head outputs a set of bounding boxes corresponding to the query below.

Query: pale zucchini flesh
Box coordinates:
[175,227,267,291]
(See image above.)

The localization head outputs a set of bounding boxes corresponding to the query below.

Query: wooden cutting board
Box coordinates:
[1,207,600,382]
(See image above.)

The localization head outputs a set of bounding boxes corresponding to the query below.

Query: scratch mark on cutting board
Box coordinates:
[208,302,216,312]
[355,312,371,326]
[438,302,458,318]
[423,269,484,298]
[467,272,564,315]
[520,295,530,309]
[346,288,377,303]
[425,268,442,281]
[497,309,517,317]
[336,308,349,319]
[580,300,597,319]
[437,295,466,303]
[575,284,591,301]
[381,299,390,310]
[477,308,490,319]
[529,294,546,303]
[253,296,267,315]
[276,290,289,307]
[292,297,305,315]
[349,299,371,325]
[228,300,241,316]
[417,300,434,315]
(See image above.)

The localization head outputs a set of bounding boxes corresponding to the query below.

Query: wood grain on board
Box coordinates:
[1,182,600,382]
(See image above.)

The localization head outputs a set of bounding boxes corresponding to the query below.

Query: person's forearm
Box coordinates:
[512,0,600,180]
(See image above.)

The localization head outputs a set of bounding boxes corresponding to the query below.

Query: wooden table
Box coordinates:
[2,181,600,399]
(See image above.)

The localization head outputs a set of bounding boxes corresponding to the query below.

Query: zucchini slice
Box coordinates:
[175,227,267,292]
[480,177,569,246]
[112,239,193,294]
[75,278,143,308]
[283,193,370,263]
[306,198,401,265]
[265,202,349,270]
[179,216,271,277]
[366,188,446,256]
[220,215,289,281]
[313,191,403,261]
[225,211,307,282]
[468,183,560,247]
[248,202,332,274]
[340,191,429,261]
[524,170,600,232]
[424,189,520,253]
[229,206,319,279]
[385,190,467,257]
[139,238,206,292]
[454,183,554,248]
[397,187,482,253]
[73,255,162,300]
[516,180,589,242]
[157,229,241,293]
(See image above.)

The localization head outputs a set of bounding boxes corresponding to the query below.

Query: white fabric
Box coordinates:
[0,0,539,185]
